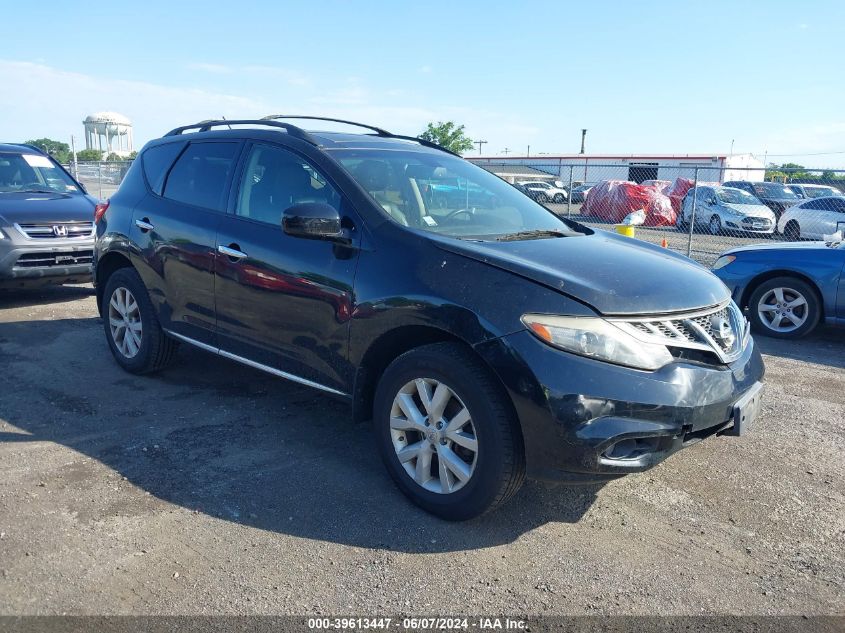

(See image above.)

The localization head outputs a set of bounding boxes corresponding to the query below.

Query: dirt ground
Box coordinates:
[0,285,843,615]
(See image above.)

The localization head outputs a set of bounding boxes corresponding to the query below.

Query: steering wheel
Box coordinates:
[444,208,475,221]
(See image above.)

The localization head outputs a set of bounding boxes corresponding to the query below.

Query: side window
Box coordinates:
[141,142,185,196]
[236,144,341,225]
[802,199,823,211]
[163,142,239,212]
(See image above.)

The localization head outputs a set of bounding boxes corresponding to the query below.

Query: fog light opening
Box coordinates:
[603,437,660,460]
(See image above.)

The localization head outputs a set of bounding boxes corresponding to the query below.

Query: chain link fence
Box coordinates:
[66,159,845,268]
[475,162,845,267]
[65,161,133,200]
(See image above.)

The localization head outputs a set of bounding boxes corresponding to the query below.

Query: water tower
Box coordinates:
[83,112,134,157]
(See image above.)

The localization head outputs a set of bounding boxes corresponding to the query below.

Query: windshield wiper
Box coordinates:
[495,229,570,242]
[20,189,60,194]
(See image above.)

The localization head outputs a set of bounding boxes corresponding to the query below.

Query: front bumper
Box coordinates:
[475,329,765,482]
[0,234,94,288]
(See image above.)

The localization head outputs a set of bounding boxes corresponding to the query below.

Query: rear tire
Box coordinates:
[102,268,179,374]
[747,276,820,339]
[373,342,525,520]
[553,193,565,203]
[536,193,548,203]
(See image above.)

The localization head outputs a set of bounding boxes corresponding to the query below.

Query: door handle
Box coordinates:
[218,244,248,260]
[135,218,154,232]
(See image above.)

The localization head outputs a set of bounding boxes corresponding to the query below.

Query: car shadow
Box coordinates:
[0,316,602,553]
[754,325,845,370]
[0,284,94,308]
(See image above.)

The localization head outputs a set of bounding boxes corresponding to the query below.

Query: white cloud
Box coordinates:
[0,60,269,146]
[185,62,233,74]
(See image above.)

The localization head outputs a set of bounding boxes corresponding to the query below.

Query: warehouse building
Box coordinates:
[471,153,765,186]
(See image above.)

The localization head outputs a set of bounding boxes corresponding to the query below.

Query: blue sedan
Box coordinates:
[712,240,845,339]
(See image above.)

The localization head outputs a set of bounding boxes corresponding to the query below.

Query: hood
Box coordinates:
[724,240,840,256]
[722,203,775,218]
[431,230,730,316]
[0,192,96,225]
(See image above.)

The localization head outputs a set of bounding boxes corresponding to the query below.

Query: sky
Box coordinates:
[1,0,842,167]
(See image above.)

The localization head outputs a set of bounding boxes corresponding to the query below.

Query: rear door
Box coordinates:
[213,142,361,393]
[130,140,241,346]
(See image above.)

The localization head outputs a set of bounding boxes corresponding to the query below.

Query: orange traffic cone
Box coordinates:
[661,237,668,248]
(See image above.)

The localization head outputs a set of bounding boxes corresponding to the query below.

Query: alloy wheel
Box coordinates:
[108,286,143,358]
[709,215,721,235]
[389,378,478,494]
[757,287,808,333]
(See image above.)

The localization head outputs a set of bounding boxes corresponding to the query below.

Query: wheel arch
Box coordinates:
[740,269,825,320]
[95,251,134,316]
[351,325,515,426]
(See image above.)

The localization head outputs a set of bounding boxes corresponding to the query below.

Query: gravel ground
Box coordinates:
[0,285,843,616]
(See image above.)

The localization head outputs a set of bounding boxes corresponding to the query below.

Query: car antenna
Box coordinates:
[221,115,232,130]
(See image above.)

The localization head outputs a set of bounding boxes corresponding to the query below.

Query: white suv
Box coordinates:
[517,180,568,203]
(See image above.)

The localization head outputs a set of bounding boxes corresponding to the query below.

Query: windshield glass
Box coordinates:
[332,149,581,239]
[0,152,79,193]
[753,182,798,199]
[717,187,760,204]
[805,186,842,198]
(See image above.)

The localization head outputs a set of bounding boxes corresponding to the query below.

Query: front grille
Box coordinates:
[14,250,93,268]
[618,302,747,364]
[16,222,94,240]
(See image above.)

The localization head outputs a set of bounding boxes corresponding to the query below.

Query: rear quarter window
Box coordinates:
[162,142,239,212]
[142,142,185,196]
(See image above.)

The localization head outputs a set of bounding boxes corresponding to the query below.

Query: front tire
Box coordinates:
[747,276,820,339]
[102,268,179,374]
[373,343,525,520]
[784,220,801,241]
[553,193,565,203]
[709,215,722,235]
[536,193,548,203]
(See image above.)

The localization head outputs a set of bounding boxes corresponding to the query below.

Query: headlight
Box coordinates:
[711,255,736,270]
[521,314,673,370]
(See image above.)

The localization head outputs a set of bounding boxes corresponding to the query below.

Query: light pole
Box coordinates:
[580,129,587,154]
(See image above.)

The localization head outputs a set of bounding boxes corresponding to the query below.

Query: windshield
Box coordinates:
[332,149,581,239]
[717,187,760,205]
[0,152,80,193]
[752,182,798,199]
[805,186,842,199]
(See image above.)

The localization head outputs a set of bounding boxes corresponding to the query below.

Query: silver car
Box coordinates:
[678,185,776,235]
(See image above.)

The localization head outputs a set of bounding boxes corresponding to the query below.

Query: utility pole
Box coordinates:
[70,135,78,179]
[474,140,488,155]
[502,148,510,156]
[580,129,587,154]
[527,145,530,157]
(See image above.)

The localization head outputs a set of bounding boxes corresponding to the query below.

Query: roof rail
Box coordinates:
[261,115,392,137]
[259,115,459,157]
[164,119,318,145]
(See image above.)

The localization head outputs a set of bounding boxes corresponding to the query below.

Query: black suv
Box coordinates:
[0,144,98,288]
[94,117,765,520]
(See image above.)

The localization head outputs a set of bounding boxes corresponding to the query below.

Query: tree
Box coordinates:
[419,121,474,154]
[24,138,71,163]
[76,149,103,162]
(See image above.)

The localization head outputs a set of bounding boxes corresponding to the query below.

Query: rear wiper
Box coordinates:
[495,229,570,242]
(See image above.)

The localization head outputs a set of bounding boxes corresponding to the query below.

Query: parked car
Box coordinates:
[777,196,845,240]
[712,239,845,339]
[0,143,98,289]
[512,182,543,202]
[677,186,776,235]
[569,184,594,204]
[94,116,764,520]
[516,180,568,203]
[722,181,801,222]
[785,183,844,200]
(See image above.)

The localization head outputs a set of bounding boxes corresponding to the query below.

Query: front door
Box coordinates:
[214,142,361,393]
[130,140,241,346]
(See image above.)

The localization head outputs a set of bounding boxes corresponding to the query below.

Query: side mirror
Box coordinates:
[282,202,347,242]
